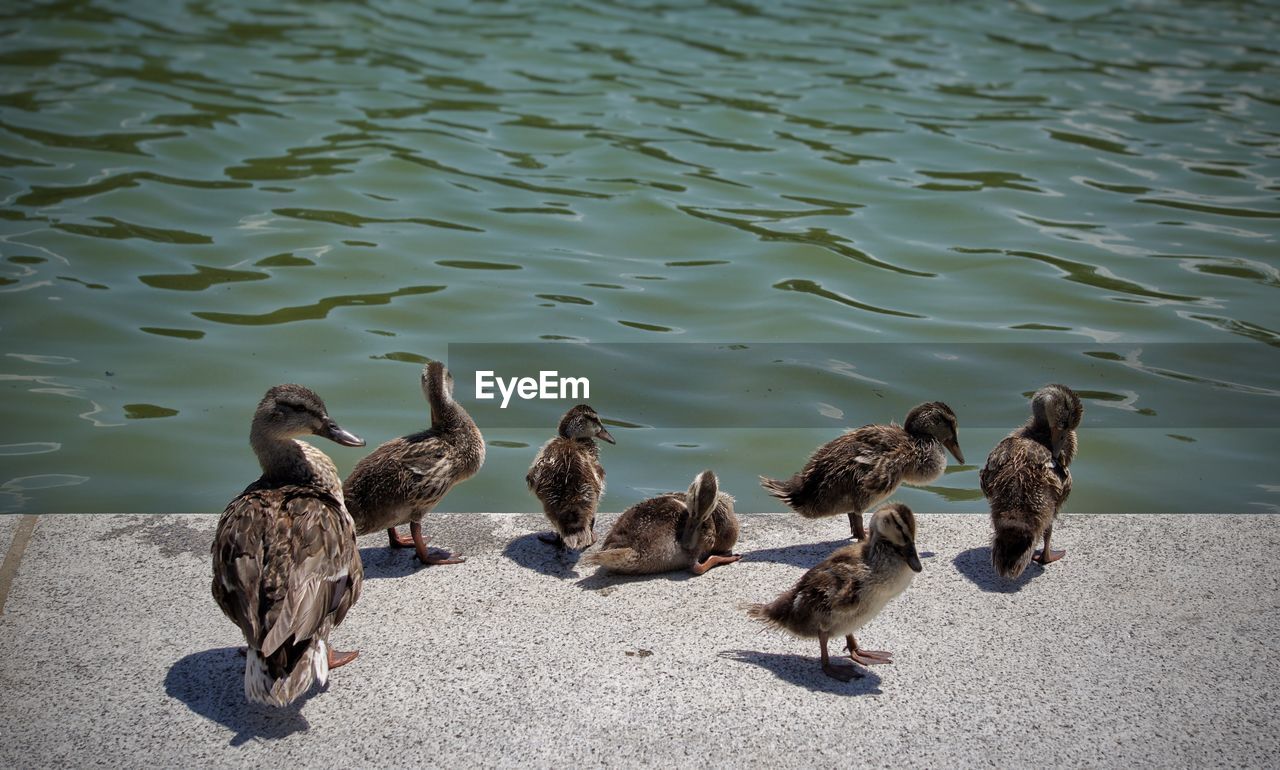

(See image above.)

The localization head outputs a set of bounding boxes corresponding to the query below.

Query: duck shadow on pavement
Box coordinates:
[739,538,852,568]
[501,532,584,579]
[164,647,315,746]
[952,546,1043,593]
[718,649,883,696]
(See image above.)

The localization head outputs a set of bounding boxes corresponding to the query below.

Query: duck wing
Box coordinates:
[212,486,362,655]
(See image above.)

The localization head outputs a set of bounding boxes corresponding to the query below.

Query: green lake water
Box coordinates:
[1,0,1277,515]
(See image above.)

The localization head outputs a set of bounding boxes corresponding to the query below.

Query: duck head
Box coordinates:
[1031,384,1083,466]
[870,502,922,572]
[253,384,364,447]
[685,469,719,518]
[420,361,455,404]
[558,404,615,444]
[904,401,964,464]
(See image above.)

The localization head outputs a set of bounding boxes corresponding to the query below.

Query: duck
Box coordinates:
[582,469,740,575]
[760,401,963,539]
[982,383,1083,578]
[344,361,484,565]
[526,404,615,550]
[211,384,366,706]
[745,502,922,681]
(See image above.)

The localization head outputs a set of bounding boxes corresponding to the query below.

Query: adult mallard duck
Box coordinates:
[582,469,740,575]
[982,384,1083,578]
[526,404,615,550]
[746,503,922,681]
[211,384,366,707]
[760,402,963,539]
[344,361,484,565]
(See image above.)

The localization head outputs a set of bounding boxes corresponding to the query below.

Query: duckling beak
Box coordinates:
[943,437,965,465]
[905,544,923,573]
[1049,424,1065,465]
[595,427,616,444]
[319,420,365,448]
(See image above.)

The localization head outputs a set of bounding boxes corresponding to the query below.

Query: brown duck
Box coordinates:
[746,503,922,681]
[760,402,963,539]
[582,469,740,575]
[526,404,615,550]
[344,361,484,565]
[982,383,1083,578]
[211,384,366,706]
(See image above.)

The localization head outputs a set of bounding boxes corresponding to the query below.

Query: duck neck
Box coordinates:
[903,431,946,482]
[249,424,317,486]
[426,369,485,472]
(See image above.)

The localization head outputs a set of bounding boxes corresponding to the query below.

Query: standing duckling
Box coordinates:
[982,383,1083,578]
[746,503,922,681]
[212,384,366,706]
[582,469,740,575]
[526,404,616,549]
[760,402,963,539]
[344,361,484,565]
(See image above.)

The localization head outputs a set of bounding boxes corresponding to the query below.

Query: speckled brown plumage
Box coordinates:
[526,404,615,550]
[746,503,922,681]
[211,384,366,707]
[343,362,484,565]
[583,470,740,575]
[760,402,964,539]
[982,384,1083,578]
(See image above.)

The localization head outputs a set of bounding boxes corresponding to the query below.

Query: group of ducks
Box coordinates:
[212,361,1083,703]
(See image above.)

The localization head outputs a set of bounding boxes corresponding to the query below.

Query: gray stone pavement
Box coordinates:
[0,512,1276,768]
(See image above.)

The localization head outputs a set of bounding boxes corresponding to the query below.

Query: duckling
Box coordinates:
[982,384,1083,578]
[526,404,615,550]
[211,384,366,707]
[582,469,741,575]
[760,402,963,539]
[344,361,484,565]
[745,502,922,681]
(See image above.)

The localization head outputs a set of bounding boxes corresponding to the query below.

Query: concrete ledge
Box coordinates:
[0,512,1276,767]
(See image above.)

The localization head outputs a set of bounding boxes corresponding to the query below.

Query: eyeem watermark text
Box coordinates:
[475,370,590,409]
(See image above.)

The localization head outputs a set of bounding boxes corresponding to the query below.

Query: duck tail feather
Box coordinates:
[991,521,1036,579]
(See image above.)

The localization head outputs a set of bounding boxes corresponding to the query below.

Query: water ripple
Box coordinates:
[194,285,446,326]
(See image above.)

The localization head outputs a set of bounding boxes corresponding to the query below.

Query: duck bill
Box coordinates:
[943,437,965,465]
[1049,424,1065,465]
[319,420,365,447]
[595,427,616,444]
[904,544,923,573]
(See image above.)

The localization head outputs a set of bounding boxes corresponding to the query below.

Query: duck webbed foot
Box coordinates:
[1033,526,1065,565]
[410,521,465,565]
[819,633,865,681]
[387,527,414,548]
[846,512,866,540]
[327,647,359,670]
[1033,548,1065,565]
[845,635,893,665]
[689,553,742,576]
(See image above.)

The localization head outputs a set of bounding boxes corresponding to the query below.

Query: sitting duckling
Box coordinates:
[982,383,1083,578]
[746,503,922,681]
[582,469,740,575]
[760,402,963,539]
[211,384,366,706]
[526,404,616,550]
[344,361,484,565]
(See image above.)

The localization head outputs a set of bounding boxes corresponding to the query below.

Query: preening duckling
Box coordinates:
[582,469,740,575]
[761,402,963,539]
[344,361,484,565]
[526,404,615,550]
[982,384,1083,578]
[211,384,366,706]
[745,503,922,681]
